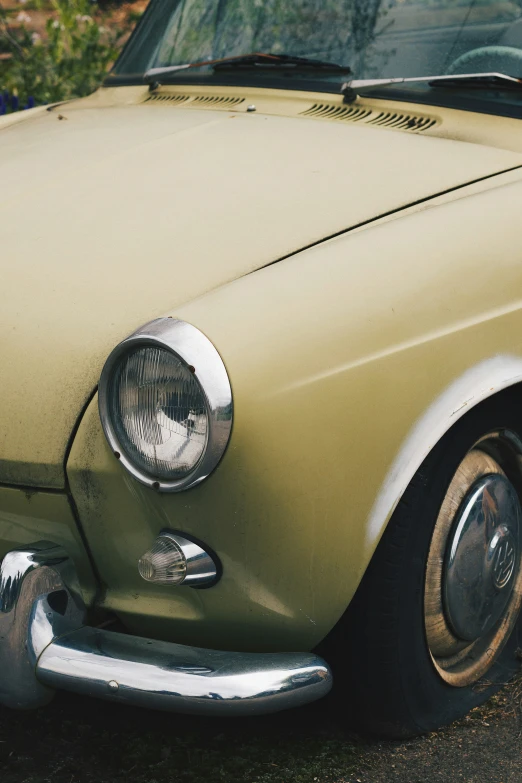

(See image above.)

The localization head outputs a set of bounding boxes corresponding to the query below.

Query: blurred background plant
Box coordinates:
[0,0,143,112]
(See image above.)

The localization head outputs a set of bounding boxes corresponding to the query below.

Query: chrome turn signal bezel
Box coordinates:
[138,530,220,588]
[98,318,233,492]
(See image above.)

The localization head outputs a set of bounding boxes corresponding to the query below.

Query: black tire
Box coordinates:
[320,387,522,738]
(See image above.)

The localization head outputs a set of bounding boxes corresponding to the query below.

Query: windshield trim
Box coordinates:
[102,72,522,120]
[356,83,522,120]
[111,0,159,74]
[104,72,349,94]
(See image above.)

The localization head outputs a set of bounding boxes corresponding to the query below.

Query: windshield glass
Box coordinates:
[115,0,522,84]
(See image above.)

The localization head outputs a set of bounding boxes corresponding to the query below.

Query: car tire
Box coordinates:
[321,388,522,738]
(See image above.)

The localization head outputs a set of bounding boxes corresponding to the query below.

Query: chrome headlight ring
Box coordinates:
[98,318,233,492]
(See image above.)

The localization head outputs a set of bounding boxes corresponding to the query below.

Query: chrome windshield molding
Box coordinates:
[36,626,332,715]
[0,543,85,709]
[98,318,233,493]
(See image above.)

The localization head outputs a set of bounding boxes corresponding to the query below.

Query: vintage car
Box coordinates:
[3,0,522,739]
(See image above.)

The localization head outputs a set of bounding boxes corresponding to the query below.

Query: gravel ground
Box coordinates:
[2,677,522,783]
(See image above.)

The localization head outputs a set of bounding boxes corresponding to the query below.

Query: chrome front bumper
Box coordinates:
[0,543,332,714]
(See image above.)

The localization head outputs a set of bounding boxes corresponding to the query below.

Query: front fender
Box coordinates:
[67,171,522,651]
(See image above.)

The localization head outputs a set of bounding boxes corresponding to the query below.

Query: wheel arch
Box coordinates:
[368,355,522,551]
[322,356,522,738]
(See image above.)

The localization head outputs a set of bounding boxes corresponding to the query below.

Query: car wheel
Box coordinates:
[322,389,522,738]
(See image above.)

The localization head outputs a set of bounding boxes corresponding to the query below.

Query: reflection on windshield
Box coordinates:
[118,0,522,82]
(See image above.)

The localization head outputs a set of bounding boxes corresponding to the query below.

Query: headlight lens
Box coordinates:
[110,345,208,481]
[99,318,233,492]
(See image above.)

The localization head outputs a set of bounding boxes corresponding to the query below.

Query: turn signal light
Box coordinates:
[139,535,187,585]
[138,531,219,587]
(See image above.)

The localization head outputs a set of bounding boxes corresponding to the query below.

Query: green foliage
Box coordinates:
[0,0,130,107]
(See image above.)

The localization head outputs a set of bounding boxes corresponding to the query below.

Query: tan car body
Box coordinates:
[2,84,522,651]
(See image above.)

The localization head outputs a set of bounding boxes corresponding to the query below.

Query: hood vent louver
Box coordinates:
[301,103,372,122]
[366,111,437,131]
[191,95,244,106]
[299,103,437,133]
[144,93,244,108]
[144,94,191,105]
[143,91,438,134]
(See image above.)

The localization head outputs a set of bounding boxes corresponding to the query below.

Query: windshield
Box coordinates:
[115,0,522,88]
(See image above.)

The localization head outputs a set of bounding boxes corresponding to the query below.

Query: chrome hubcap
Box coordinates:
[425,432,522,687]
[443,474,521,642]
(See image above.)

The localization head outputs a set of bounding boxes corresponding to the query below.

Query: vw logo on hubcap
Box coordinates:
[443,473,521,641]
[491,529,517,590]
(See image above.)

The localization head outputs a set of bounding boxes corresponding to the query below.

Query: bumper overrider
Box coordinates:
[0,543,332,714]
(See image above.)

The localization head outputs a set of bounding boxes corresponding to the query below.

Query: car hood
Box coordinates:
[1,99,521,488]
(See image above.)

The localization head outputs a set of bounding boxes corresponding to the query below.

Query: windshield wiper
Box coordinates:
[211,53,350,73]
[342,72,522,100]
[145,53,351,84]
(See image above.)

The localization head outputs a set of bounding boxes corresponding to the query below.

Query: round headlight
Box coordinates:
[98,319,233,492]
[111,345,208,481]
